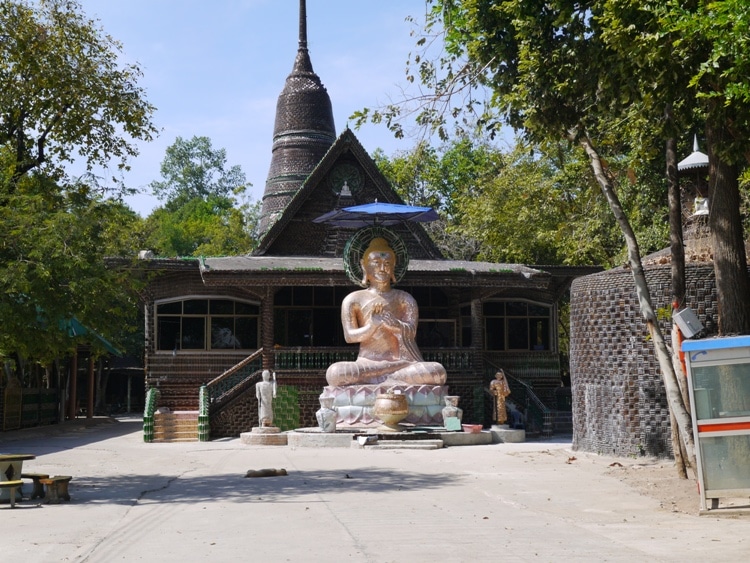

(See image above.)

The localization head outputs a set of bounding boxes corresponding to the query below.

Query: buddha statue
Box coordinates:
[325,237,447,387]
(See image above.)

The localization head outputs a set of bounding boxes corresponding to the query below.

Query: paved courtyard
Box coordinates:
[1,417,748,562]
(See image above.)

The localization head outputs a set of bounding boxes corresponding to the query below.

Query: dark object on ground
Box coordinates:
[244,468,288,478]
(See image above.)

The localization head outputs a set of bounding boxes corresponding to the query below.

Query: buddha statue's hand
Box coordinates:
[378,311,402,332]
[369,311,396,332]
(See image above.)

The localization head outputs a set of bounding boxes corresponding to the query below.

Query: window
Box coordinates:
[483,300,552,351]
[417,319,456,348]
[403,286,458,347]
[273,287,348,347]
[156,298,259,351]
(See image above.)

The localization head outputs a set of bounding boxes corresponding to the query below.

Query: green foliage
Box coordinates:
[0,0,154,369]
[359,1,750,337]
[0,0,157,191]
[144,196,258,257]
[374,138,502,221]
[144,136,259,257]
[375,137,668,267]
[149,136,247,208]
[0,166,145,364]
[387,0,750,171]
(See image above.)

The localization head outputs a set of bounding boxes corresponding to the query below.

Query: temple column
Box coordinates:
[68,350,78,420]
[471,294,484,375]
[87,354,95,419]
[261,286,277,370]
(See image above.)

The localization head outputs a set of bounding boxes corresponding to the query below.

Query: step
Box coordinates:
[356,439,444,450]
[553,411,573,432]
[153,432,198,442]
[152,432,198,443]
[153,425,198,435]
[153,419,198,426]
[152,411,199,442]
[154,410,199,418]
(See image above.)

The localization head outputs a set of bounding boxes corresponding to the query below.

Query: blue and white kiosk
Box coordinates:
[682,336,750,512]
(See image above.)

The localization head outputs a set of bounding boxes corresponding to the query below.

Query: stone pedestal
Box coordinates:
[321,384,447,427]
[490,424,525,443]
[240,426,288,446]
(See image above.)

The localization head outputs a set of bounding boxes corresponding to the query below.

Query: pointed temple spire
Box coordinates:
[257,0,336,234]
[298,0,307,50]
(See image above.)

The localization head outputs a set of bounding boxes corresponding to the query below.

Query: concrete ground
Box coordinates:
[1,417,748,562]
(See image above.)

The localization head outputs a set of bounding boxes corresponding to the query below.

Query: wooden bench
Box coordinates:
[39,476,72,504]
[0,480,24,508]
[22,472,50,500]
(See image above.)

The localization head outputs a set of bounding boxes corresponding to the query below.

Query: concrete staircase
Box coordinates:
[553,410,573,434]
[153,411,199,442]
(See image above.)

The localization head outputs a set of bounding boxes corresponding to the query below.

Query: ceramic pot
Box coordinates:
[316,395,337,433]
[442,395,463,423]
[373,392,408,431]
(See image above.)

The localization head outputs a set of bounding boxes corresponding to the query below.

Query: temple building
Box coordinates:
[139,1,596,439]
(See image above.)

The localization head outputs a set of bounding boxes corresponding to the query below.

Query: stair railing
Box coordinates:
[505,373,553,437]
[484,357,553,437]
[143,387,161,443]
[205,348,264,410]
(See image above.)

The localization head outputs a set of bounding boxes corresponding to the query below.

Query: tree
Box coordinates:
[598,0,750,335]
[144,136,258,256]
[149,136,246,208]
[0,164,146,367]
[144,196,259,257]
[458,142,615,265]
[1,0,154,380]
[0,0,157,192]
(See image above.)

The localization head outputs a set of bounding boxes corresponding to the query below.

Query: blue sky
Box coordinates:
[75,0,431,216]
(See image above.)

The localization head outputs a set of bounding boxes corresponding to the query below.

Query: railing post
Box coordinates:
[143,388,160,443]
[198,385,210,441]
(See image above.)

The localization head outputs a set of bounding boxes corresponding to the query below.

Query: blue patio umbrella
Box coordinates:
[313,201,439,228]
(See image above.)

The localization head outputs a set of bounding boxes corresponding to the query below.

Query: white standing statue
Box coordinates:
[256,370,277,427]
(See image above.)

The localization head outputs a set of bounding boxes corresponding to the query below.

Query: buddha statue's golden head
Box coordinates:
[360,237,397,286]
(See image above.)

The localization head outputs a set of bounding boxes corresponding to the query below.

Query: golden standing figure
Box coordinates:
[490,370,511,424]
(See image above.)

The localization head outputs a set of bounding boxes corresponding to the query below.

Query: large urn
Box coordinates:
[373,391,409,432]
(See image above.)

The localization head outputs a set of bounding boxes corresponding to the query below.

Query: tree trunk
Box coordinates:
[669,411,687,479]
[706,119,750,335]
[577,133,697,470]
[666,131,689,478]
[666,133,685,308]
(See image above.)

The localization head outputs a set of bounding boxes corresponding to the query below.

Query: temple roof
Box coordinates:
[254,128,442,260]
[202,255,543,276]
[678,135,709,171]
[199,255,551,290]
